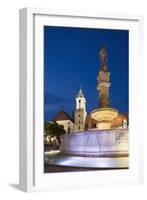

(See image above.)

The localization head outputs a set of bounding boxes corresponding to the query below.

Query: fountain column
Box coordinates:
[91,47,118,129]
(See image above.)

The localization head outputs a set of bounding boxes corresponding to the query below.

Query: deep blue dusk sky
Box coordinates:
[44,26,129,122]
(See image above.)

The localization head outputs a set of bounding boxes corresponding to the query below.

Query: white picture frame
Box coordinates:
[19,7,144,192]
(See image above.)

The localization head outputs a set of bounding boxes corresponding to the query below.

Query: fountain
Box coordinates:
[45,47,129,169]
[90,47,118,129]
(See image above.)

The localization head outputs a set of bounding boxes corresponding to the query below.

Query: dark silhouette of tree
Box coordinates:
[44,121,66,144]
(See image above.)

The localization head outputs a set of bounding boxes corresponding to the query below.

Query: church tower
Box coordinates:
[74,87,87,132]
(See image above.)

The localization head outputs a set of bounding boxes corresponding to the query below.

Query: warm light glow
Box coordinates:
[97,122,112,129]
[91,108,118,129]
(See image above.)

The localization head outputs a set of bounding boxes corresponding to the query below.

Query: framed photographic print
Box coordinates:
[19,8,144,192]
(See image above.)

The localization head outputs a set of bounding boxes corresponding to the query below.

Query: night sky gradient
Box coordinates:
[44,26,129,122]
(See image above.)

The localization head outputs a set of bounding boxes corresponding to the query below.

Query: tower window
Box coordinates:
[78,114,81,117]
[79,121,80,123]
[79,127,80,129]
[79,99,81,103]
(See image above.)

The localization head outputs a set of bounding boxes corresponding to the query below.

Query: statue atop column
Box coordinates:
[99,46,107,72]
[97,46,110,108]
[91,46,118,129]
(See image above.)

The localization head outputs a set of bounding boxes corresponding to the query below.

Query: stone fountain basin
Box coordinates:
[90,107,118,122]
[60,129,128,157]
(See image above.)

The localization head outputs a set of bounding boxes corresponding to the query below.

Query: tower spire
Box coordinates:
[76,86,84,98]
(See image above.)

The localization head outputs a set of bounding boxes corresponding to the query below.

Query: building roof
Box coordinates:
[85,115,98,125]
[111,113,128,128]
[52,111,73,122]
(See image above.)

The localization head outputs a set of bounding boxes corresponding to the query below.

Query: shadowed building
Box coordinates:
[52,111,74,133]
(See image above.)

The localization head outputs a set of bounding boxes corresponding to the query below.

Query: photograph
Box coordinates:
[43,25,129,173]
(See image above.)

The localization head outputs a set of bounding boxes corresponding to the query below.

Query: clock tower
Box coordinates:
[74,87,87,132]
